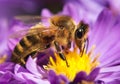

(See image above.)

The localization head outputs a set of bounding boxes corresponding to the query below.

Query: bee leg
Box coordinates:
[32,51,39,58]
[20,58,26,65]
[54,41,69,67]
[31,44,51,58]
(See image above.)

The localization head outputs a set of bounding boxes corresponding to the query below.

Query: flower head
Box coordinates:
[44,46,99,81]
[42,8,120,83]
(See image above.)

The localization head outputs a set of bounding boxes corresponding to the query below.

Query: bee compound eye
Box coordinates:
[76,28,84,39]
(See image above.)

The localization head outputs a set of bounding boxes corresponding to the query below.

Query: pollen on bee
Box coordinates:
[0,54,7,64]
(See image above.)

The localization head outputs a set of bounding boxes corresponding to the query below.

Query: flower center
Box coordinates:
[44,46,100,81]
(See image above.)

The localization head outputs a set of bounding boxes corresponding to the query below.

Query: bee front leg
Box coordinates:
[32,51,39,58]
[54,41,69,67]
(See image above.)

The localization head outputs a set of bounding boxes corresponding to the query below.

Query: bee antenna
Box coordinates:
[86,38,89,53]
[80,38,89,57]
[80,43,85,57]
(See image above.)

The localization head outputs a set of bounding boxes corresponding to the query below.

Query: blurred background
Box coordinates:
[0,0,64,18]
[0,0,120,20]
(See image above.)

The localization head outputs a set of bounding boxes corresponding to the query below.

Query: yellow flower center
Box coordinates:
[44,46,100,81]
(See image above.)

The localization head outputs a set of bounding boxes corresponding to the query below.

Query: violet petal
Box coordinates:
[0,62,15,72]
[26,56,42,77]
[87,67,100,81]
[48,70,59,84]
[72,71,87,83]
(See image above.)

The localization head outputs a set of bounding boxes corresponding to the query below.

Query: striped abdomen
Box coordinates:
[11,34,54,65]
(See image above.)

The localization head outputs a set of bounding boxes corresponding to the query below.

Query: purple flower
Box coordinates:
[29,8,120,84]
[0,1,120,84]
[40,2,120,83]
[41,8,120,83]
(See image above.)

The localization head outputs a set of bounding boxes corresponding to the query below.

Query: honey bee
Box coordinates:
[10,15,89,66]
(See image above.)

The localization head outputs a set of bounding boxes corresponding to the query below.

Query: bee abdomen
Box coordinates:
[11,43,24,63]
[11,34,40,63]
[19,37,31,49]
[13,43,24,56]
[26,35,40,45]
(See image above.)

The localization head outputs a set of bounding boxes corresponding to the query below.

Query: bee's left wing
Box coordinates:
[9,25,57,39]
[14,15,50,26]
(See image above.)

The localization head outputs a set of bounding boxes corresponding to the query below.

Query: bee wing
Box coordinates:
[14,15,50,26]
[9,15,54,39]
[9,26,57,39]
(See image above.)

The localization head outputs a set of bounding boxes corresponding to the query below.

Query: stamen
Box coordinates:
[88,45,96,57]
[91,53,100,70]
[92,53,100,63]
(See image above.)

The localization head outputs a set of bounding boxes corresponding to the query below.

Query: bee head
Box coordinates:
[75,21,89,39]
